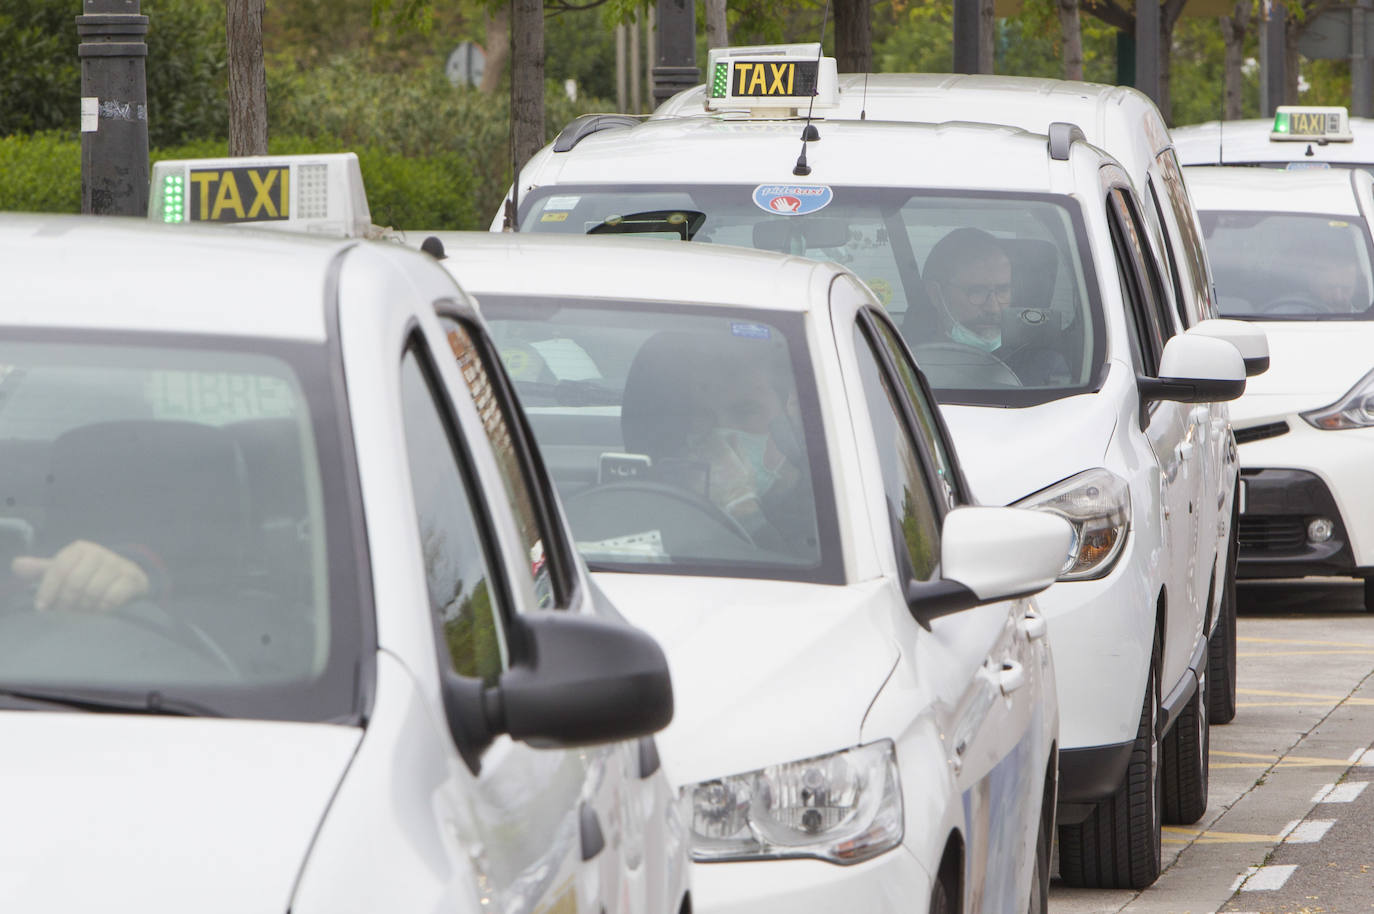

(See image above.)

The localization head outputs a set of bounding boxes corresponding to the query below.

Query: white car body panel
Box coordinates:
[1173,116,1374,167]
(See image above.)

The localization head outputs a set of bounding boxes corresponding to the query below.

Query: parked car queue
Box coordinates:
[5,50,1283,914]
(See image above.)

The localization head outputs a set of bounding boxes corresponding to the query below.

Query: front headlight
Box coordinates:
[1014,468,1130,581]
[687,740,903,865]
[1302,368,1374,429]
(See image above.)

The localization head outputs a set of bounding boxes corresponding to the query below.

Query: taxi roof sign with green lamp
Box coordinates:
[704,43,839,115]
[148,152,373,237]
[1271,106,1354,143]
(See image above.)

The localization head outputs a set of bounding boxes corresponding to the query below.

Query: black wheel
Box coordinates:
[1162,669,1210,824]
[1026,759,1053,914]
[1057,648,1162,889]
[1208,518,1239,724]
[1364,576,1374,613]
[929,873,953,914]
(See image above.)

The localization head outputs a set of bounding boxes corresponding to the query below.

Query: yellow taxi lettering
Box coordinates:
[190,171,217,219]
[748,63,768,95]
[732,62,753,94]
[768,63,790,95]
[211,174,246,220]
[246,169,280,218]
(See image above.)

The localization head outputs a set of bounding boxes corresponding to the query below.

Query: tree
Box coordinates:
[227,0,268,154]
[705,0,729,49]
[1220,0,1252,118]
[1058,0,1085,80]
[835,0,873,71]
[511,0,545,176]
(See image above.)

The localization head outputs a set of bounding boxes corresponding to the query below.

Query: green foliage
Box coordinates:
[0,132,81,213]
[0,1,80,136]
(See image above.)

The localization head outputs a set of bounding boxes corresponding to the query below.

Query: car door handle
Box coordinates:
[998,659,1026,697]
[1021,609,1047,641]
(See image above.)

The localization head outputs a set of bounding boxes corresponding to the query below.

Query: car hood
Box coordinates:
[1229,322,1374,419]
[0,713,361,912]
[593,574,900,786]
[939,381,1121,506]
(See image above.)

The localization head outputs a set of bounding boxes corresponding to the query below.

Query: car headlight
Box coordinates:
[687,740,903,865]
[1302,368,1374,430]
[1014,468,1130,581]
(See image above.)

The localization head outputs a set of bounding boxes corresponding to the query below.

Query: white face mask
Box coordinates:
[932,286,1002,352]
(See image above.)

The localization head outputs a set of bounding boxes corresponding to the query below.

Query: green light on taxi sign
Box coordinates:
[161,174,185,223]
[1273,111,1290,134]
[711,62,729,98]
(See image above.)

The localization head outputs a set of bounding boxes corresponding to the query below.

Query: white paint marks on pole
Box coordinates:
[1232,864,1298,891]
[1313,780,1369,803]
[1284,820,1335,843]
[81,97,99,133]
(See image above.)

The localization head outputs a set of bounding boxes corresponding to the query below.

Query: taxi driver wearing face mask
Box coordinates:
[923,226,1068,386]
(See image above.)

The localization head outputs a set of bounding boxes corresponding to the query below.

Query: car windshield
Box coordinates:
[480,298,842,583]
[519,184,1104,407]
[0,333,362,722]
[1199,210,1374,320]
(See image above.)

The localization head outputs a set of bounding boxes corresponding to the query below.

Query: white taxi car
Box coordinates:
[1174,105,1374,171]
[1185,165,1374,607]
[0,214,689,914]
[493,49,1250,889]
[656,66,1268,729]
[424,231,1072,914]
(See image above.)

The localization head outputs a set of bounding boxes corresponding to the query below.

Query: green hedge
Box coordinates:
[0,131,480,229]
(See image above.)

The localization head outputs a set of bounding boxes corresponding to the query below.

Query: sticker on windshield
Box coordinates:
[752,183,833,216]
[731,321,772,340]
[544,195,581,210]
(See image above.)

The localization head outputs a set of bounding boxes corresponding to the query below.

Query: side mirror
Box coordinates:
[442,612,673,772]
[1137,333,1246,404]
[1187,318,1269,376]
[906,506,1073,628]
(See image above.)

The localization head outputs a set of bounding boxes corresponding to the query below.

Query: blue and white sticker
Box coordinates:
[752,183,833,216]
[730,321,772,340]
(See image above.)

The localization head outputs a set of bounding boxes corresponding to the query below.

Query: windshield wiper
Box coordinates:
[0,685,224,717]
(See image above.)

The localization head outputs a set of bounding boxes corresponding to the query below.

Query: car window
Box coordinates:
[868,312,960,508]
[400,346,509,686]
[438,315,559,609]
[852,324,941,583]
[518,184,1104,408]
[1108,187,1170,376]
[1146,177,1191,331]
[1157,149,1219,320]
[481,296,843,585]
[1198,210,1374,320]
[0,336,362,723]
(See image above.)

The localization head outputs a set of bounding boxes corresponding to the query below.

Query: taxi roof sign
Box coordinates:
[1271,106,1354,143]
[148,152,373,237]
[704,44,839,114]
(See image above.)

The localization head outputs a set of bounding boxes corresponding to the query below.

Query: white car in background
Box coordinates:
[0,213,689,914]
[492,48,1250,889]
[1173,105,1374,171]
[1186,165,1374,608]
[425,230,1071,914]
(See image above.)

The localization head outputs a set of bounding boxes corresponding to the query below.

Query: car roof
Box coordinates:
[1,214,353,341]
[429,232,837,312]
[1172,117,1374,166]
[1182,165,1367,216]
[529,116,1101,193]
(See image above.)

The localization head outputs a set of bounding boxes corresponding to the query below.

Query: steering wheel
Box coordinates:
[1259,295,1326,315]
[0,581,241,680]
[566,480,756,550]
[911,342,1023,388]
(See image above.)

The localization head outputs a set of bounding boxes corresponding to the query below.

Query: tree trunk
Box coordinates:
[1285,15,1301,104]
[511,0,545,176]
[705,0,728,50]
[1057,0,1084,80]
[480,5,509,94]
[226,0,267,156]
[834,0,872,73]
[1158,13,1174,123]
[979,0,995,72]
[1220,0,1251,120]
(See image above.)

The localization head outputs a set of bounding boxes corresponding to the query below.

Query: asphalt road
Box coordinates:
[1050,578,1374,914]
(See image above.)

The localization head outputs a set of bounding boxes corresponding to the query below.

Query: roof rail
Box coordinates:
[552,114,642,153]
[1047,122,1087,161]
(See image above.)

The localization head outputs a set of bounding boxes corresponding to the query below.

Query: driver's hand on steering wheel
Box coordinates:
[10,540,150,613]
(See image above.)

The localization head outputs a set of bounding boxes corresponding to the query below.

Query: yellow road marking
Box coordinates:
[1163,826,1278,844]
[1239,636,1374,648]
[1211,750,1356,768]
[1239,649,1374,658]
[1233,688,1374,707]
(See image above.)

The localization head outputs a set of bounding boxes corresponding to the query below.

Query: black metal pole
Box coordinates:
[652,0,698,107]
[1134,0,1160,105]
[78,0,149,216]
[953,0,980,73]
[1261,0,1286,115]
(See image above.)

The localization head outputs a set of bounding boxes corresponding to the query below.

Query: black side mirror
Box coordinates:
[442,612,674,772]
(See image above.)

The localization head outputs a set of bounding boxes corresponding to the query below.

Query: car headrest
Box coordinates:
[226,418,307,521]
[44,420,249,593]
[1002,237,1059,312]
[621,331,718,460]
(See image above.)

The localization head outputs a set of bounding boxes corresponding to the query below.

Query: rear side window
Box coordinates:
[1157,149,1219,320]
[1108,187,1172,376]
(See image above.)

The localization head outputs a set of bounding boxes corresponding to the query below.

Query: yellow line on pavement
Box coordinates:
[1239,649,1374,658]
[1211,750,1356,768]
[1240,636,1374,648]
[1163,826,1277,844]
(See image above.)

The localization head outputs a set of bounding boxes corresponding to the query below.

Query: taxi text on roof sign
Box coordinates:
[704,44,839,113]
[1271,106,1354,143]
[147,152,373,238]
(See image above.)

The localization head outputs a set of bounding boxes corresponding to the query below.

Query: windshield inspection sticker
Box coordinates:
[752,183,833,216]
[544,195,581,210]
[731,321,772,340]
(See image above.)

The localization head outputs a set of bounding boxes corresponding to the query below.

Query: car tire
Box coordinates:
[1162,669,1209,824]
[1364,576,1374,613]
[1057,651,1162,890]
[1026,761,1053,914]
[929,873,953,914]
[1207,525,1239,725]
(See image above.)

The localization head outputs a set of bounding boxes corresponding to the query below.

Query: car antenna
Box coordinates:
[794,0,832,176]
[860,70,870,121]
